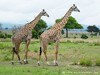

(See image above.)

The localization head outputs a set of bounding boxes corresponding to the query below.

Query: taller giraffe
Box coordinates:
[11,9,49,64]
[38,4,80,66]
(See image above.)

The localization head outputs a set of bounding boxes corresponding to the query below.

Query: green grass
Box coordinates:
[79,58,92,66]
[0,38,100,75]
[0,61,99,75]
[95,59,100,66]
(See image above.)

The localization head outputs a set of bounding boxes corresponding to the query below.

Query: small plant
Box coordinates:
[74,36,76,39]
[48,42,53,45]
[81,34,88,39]
[95,59,100,66]
[34,49,38,53]
[80,58,92,66]
[3,54,11,61]
[67,40,71,43]
[72,61,80,65]
[93,42,100,46]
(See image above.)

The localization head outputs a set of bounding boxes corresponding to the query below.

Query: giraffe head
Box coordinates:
[40,9,49,17]
[71,4,80,12]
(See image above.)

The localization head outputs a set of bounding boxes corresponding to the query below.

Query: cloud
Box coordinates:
[0,0,100,27]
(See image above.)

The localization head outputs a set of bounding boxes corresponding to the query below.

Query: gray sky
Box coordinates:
[0,0,100,27]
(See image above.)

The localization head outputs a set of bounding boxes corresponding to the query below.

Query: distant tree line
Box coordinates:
[0,17,100,39]
[0,31,12,39]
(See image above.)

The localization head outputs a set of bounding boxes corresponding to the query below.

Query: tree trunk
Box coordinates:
[66,28,68,38]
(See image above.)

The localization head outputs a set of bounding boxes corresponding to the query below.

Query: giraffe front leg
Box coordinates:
[24,39,30,64]
[54,41,59,66]
[13,45,22,64]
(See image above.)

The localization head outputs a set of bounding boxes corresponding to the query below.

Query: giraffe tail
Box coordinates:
[39,47,42,56]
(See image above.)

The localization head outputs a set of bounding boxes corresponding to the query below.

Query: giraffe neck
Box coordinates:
[25,13,42,31]
[52,7,73,30]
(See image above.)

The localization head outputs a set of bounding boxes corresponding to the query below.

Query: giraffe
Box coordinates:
[11,9,49,64]
[38,4,80,66]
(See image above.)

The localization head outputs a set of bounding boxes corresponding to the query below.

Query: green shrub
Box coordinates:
[0,32,12,38]
[81,34,88,39]
[48,42,53,45]
[95,59,100,66]
[76,40,85,43]
[32,30,39,39]
[80,58,92,66]
[3,54,11,61]
[34,49,38,53]
[0,33,5,38]
[93,42,100,46]
[5,34,12,38]
[74,36,76,39]
[67,40,71,43]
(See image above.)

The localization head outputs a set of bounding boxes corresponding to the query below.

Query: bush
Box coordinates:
[61,30,64,34]
[95,59,100,66]
[34,49,38,53]
[80,58,92,66]
[0,33,5,38]
[32,30,39,39]
[81,34,88,39]
[3,54,11,61]
[67,40,71,43]
[93,42,100,46]
[48,42,53,45]
[0,32,12,39]
[5,33,12,38]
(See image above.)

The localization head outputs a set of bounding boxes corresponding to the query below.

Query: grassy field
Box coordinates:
[0,38,100,75]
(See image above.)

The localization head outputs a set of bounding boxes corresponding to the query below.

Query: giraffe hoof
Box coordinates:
[12,62,14,65]
[47,63,50,66]
[38,63,40,66]
[46,62,50,66]
[55,63,58,66]
[20,62,22,64]
[24,61,28,64]
[47,64,50,66]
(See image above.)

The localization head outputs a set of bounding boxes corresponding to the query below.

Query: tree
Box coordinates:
[56,16,83,38]
[12,25,22,35]
[87,25,99,36]
[32,19,47,38]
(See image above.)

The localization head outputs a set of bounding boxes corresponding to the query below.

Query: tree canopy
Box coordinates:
[56,16,83,37]
[87,25,99,33]
[32,19,47,38]
[87,25,99,36]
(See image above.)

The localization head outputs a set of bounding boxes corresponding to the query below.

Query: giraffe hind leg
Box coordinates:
[12,47,15,65]
[38,47,42,66]
[43,43,50,66]
[12,47,22,64]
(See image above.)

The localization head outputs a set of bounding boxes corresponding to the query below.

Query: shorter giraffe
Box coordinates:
[11,9,49,64]
[38,4,80,66]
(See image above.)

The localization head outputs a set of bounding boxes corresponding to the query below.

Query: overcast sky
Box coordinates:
[0,0,100,28]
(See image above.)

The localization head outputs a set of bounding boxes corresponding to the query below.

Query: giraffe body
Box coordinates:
[38,4,80,66]
[11,9,49,64]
